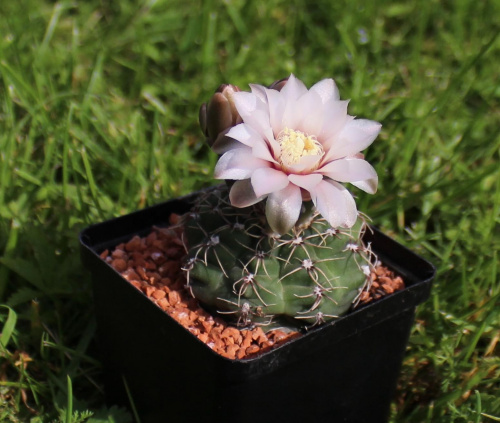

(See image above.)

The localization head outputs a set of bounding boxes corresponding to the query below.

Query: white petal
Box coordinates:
[319,158,378,185]
[233,91,280,159]
[225,123,257,147]
[252,140,278,163]
[282,98,302,130]
[349,152,365,159]
[319,100,350,143]
[225,123,276,162]
[325,119,382,160]
[351,179,378,194]
[266,183,303,234]
[233,93,274,147]
[266,88,286,135]
[280,74,308,102]
[211,133,242,154]
[251,168,289,197]
[309,180,358,228]
[310,78,340,103]
[249,84,268,103]
[233,91,259,116]
[230,179,266,207]
[288,173,323,191]
[296,89,324,136]
[246,114,280,160]
[214,147,270,180]
[245,109,273,139]
[285,154,323,174]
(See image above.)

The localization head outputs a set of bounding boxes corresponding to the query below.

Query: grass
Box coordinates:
[0,0,499,421]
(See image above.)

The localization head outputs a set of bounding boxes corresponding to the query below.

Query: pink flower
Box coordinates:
[213,74,381,234]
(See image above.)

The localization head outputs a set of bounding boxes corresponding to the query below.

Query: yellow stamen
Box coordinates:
[277,127,324,169]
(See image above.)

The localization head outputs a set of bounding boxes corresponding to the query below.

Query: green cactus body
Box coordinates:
[182,185,374,331]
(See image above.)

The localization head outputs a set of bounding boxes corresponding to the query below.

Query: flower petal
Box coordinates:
[232,91,259,116]
[230,179,266,207]
[296,89,325,136]
[266,183,303,234]
[319,158,378,188]
[233,92,276,147]
[324,118,382,160]
[310,78,340,103]
[351,179,378,194]
[318,100,350,143]
[247,110,275,142]
[214,147,270,180]
[280,74,308,102]
[224,123,277,162]
[225,123,257,147]
[251,168,289,197]
[266,87,286,136]
[211,132,242,154]
[288,173,323,191]
[252,140,278,163]
[285,154,323,174]
[268,76,324,135]
[249,83,268,103]
[309,180,358,228]
[282,98,302,130]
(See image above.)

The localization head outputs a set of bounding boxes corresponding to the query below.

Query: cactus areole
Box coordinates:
[184,75,382,331]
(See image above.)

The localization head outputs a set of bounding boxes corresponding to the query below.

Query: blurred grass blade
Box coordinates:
[80,146,104,218]
[0,305,17,348]
[481,413,500,421]
[122,375,141,423]
[40,2,67,52]
[66,375,73,423]
[222,0,247,36]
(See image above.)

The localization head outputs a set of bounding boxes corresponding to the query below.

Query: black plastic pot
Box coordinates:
[80,188,435,423]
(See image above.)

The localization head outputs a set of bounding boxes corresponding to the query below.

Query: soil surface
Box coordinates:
[100,214,405,360]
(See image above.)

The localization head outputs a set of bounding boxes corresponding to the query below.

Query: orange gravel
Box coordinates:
[357,265,405,306]
[101,214,404,359]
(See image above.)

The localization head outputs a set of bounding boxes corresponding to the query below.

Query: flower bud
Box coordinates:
[268,77,289,91]
[200,84,242,148]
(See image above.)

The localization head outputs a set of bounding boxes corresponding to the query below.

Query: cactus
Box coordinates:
[185,75,380,331]
[182,184,374,331]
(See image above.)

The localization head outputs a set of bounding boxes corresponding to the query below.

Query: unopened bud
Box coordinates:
[268,77,289,91]
[200,84,242,148]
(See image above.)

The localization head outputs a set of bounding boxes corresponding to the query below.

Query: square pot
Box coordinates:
[80,188,435,423]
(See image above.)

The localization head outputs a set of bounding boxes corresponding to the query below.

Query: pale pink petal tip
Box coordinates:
[265,184,303,234]
[229,179,266,208]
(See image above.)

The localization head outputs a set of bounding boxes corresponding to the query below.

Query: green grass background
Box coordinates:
[0,0,499,421]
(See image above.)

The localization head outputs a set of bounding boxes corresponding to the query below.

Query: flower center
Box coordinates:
[277,127,324,169]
